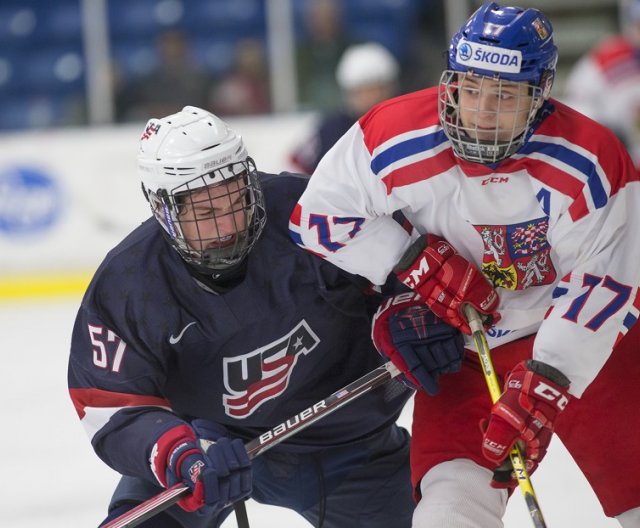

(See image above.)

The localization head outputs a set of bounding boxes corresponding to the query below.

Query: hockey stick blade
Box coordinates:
[103,361,401,528]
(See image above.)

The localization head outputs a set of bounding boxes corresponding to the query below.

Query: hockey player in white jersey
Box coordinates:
[290,3,640,527]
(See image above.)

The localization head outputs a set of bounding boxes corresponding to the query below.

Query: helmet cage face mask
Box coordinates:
[438,70,544,164]
[440,3,557,163]
[148,157,266,275]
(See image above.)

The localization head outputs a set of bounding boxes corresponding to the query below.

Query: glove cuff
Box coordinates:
[394,235,428,273]
[170,442,202,482]
[149,423,197,488]
[393,234,454,275]
[525,359,570,387]
[176,451,205,487]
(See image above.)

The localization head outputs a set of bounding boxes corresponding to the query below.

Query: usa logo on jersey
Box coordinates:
[222,320,320,418]
[475,217,557,290]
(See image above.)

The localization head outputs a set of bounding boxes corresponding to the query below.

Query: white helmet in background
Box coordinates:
[138,106,266,276]
[336,42,399,91]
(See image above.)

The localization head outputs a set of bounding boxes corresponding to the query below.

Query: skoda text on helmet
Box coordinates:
[438,2,558,164]
[138,106,266,276]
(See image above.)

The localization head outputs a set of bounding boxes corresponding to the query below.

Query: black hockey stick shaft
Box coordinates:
[103,361,401,528]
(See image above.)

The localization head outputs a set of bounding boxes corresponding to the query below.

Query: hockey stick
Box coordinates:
[103,361,402,528]
[463,305,547,528]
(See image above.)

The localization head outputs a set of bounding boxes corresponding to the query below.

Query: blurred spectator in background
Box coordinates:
[115,29,213,122]
[403,0,447,91]
[290,42,400,175]
[563,0,640,167]
[296,0,352,112]
[210,39,271,116]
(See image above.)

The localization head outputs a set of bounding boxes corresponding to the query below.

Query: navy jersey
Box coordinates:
[68,172,410,484]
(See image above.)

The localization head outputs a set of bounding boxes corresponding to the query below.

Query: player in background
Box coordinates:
[290,3,640,527]
[290,42,400,175]
[68,106,464,527]
[563,0,640,168]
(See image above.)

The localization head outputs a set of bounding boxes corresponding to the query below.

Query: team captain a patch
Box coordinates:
[456,38,522,74]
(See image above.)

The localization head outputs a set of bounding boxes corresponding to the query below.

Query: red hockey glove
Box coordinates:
[150,420,252,513]
[372,292,464,395]
[394,235,500,335]
[481,360,571,488]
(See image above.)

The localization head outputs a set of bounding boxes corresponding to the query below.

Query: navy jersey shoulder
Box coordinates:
[69,172,409,470]
[316,113,355,160]
[259,171,308,222]
[291,112,356,174]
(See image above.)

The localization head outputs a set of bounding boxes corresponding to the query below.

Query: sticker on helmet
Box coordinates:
[456,39,522,74]
[141,121,161,140]
[532,18,549,40]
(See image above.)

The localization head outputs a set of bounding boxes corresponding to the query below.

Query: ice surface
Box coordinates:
[0,298,619,527]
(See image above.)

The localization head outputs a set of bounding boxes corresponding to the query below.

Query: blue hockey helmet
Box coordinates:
[448,3,557,88]
[439,3,558,163]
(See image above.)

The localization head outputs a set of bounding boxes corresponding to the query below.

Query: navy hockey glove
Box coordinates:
[394,235,500,335]
[373,292,465,395]
[150,419,252,513]
[481,360,570,488]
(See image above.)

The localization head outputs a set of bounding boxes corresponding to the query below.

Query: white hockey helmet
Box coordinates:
[336,42,399,91]
[138,106,266,275]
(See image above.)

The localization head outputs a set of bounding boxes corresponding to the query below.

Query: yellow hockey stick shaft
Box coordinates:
[463,305,547,528]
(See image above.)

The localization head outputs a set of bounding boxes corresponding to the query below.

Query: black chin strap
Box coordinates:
[186,259,248,294]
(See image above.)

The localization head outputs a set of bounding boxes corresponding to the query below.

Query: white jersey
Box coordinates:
[290,87,640,397]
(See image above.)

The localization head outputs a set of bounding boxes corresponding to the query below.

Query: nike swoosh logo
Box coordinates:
[169,322,196,344]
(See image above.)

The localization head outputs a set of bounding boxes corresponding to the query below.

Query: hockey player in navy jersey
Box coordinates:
[67,106,466,527]
[290,42,400,175]
[291,3,640,527]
